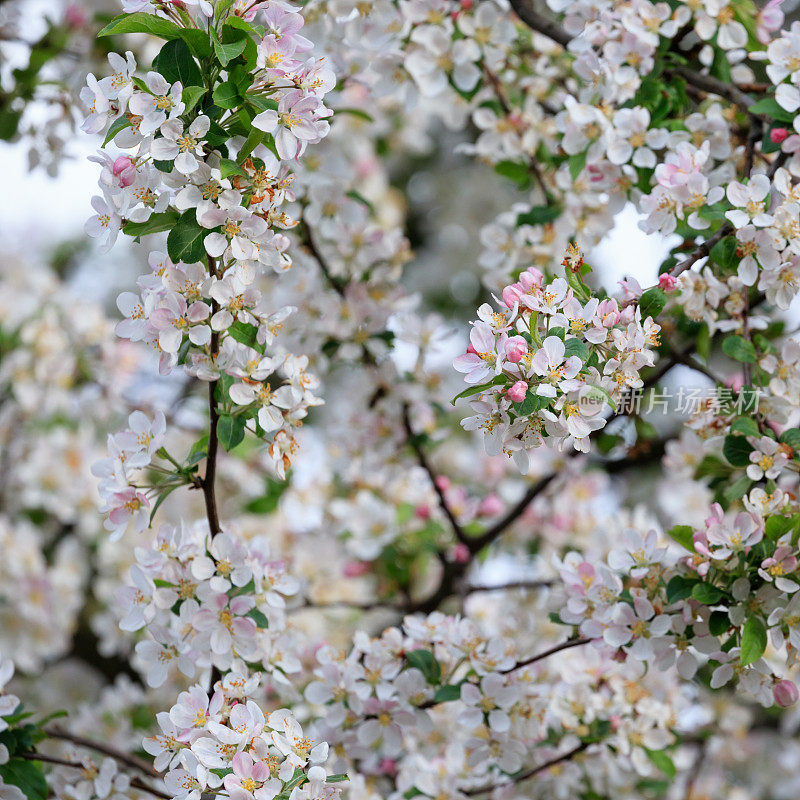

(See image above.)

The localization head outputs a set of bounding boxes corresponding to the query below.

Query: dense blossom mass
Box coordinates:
[6,0,800,799]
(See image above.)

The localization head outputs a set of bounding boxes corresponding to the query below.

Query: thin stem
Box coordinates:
[500,637,591,674]
[44,729,157,777]
[402,404,469,545]
[19,752,170,800]
[464,742,590,795]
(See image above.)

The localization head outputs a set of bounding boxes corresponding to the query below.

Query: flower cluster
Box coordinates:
[455,250,660,466]
[117,523,299,687]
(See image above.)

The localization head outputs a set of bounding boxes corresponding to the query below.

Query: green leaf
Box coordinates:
[724,475,753,503]
[98,11,182,38]
[432,684,462,703]
[227,321,260,350]
[765,514,795,541]
[666,524,695,553]
[723,434,754,467]
[220,158,246,179]
[710,236,739,272]
[212,81,243,110]
[748,95,796,123]
[731,417,761,438]
[237,126,267,161]
[451,375,507,404]
[666,575,694,604]
[722,335,757,363]
[708,610,730,636]
[638,287,667,319]
[0,759,48,800]
[405,649,441,684]
[167,210,207,264]
[563,337,590,362]
[213,36,247,67]
[123,209,180,238]
[495,160,531,188]
[182,85,206,113]
[691,583,724,605]
[327,775,349,784]
[244,479,288,515]
[512,392,550,416]
[568,150,587,181]
[780,428,800,452]
[740,616,767,666]
[247,608,269,628]
[103,115,131,146]
[516,205,561,227]
[217,415,246,451]
[152,38,202,88]
[644,749,676,779]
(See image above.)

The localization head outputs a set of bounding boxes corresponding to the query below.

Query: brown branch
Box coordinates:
[402,404,469,545]
[666,65,757,114]
[464,742,591,795]
[500,637,591,674]
[506,0,571,48]
[44,728,157,778]
[19,752,170,799]
[201,255,221,537]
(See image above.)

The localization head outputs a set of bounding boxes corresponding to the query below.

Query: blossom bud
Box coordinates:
[343,561,371,578]
[506,380,528,403]
[415,504,431,520]
[113,156,136,187]
[502,284,523,309]
[449,543,470,564]
[435,475,451,492]
[478,494,503,517]
[379,759,398,777]
[65,4,88,28]
[771,127,789,144]
[466,343,478,356]
[774,679,799,707]
[505,336,527,363]
[520,267,544,289]
[597,299,620,327]
[658,274,677,291]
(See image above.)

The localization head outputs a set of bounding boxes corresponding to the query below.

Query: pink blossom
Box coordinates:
[774,679,799,707]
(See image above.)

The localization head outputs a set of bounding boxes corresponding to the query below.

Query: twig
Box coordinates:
[402,404,469,545]
[464,742,591,795]
[19,751,170,800]
[506,0,571,48]
[44,729,157,778]
[500,637,591,673]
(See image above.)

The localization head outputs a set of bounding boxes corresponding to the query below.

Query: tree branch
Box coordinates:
[44,728,158,777]
[201,255,221,537]
[506,0,571,48]
[500,637,591,674]
[464,742,591,795]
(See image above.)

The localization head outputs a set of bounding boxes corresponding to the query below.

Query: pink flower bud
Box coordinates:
[774,679,799,707]
[435,475,451,492]
[415,504,431,520]
[379,759,398,777]
[597,299,620,327]
[113,156,136,187]
[450,543,470,564]
[502,284,523,309]
[505,336,527,363]
[343,561,371,578]
[658,274,677,291]
[478,494,503,517]
[64,4,88,28]
[506,380,528,403]
[466,343,478,356]
[521,267,544,289]
[771,127,789,144]
[609,714,622,731]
